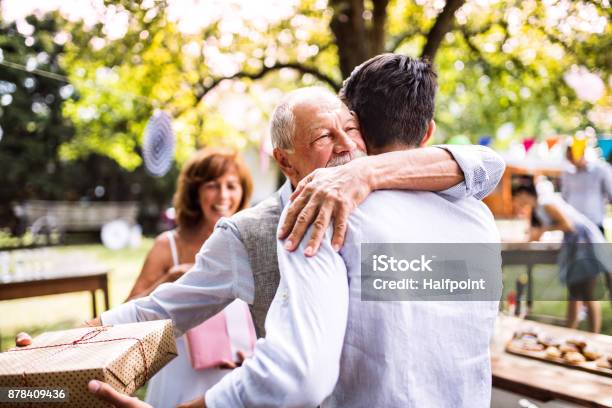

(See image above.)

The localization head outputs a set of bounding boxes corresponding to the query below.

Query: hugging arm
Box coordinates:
[280,144,505,255]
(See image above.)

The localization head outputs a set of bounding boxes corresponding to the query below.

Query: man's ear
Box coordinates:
[419,120,436,147]
[273,148,297,179]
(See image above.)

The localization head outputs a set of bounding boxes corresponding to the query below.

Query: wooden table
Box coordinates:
[0,268,110,318]
[501,243,561,315]
[492,315,612,407]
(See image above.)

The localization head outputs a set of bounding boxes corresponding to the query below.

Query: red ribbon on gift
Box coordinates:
[9,327,149,388]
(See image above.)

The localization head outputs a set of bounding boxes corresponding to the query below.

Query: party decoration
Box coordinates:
[478,136,492,146]
[522,138,535,153]
[597,137,612,160]
[571,136,587,162]
[143,110,175,177]
[545,135,561,150]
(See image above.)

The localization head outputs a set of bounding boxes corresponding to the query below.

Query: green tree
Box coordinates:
[0,13,74,227]
[0,12,177,231]
[4,1,611,176]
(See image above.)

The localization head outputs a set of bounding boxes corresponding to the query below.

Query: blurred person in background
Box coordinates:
[126,148,254,407]
[561,145,612,236]
[512,178,612,333]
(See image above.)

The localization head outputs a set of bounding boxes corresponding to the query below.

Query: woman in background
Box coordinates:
[512,178,611,333]
[126,148,253,407]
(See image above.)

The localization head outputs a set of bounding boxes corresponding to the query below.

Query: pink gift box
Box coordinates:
[185,301,256,370]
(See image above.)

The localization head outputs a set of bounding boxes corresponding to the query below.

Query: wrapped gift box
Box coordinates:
[0,320,177,407]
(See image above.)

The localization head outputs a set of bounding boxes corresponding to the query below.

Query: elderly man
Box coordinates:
[72,83,503,406]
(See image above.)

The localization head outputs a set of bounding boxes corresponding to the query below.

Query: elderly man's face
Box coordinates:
[282,94,367,184]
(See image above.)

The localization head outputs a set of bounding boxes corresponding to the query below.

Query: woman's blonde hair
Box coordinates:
[173,148,253,229]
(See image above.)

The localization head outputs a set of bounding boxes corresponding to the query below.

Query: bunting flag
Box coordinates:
[570,136,587,162]
[545,135,561,150]
[478,136,492,146]
[597,137,612,160]
[522,138,535,153]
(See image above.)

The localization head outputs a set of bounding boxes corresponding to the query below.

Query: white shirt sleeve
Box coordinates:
[101,219,255,337]
[205,214,350,407]
[436,145,506,200]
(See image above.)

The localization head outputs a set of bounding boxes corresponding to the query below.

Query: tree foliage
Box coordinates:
[1,0,610,194]
[0,12,177,230]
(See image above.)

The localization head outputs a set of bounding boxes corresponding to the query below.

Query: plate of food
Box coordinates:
[506,327,612,377]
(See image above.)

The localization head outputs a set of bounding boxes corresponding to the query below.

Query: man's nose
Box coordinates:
[333,130,357,153]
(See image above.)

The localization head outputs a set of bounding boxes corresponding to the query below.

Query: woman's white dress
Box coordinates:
[144,231,232,407]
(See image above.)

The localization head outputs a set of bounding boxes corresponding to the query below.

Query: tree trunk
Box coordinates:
[329,0,370,78]
[195,0,462,100]
[368,0,389,56]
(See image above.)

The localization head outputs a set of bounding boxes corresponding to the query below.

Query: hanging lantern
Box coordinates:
[142,110,175,177]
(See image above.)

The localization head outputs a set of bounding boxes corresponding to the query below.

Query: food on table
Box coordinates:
[545,346,562,359]
[538,334,561,348]
[582,347,602,361]
[510,337,545,352]
[566,337,587,351]
[510,328,611,371]
[559,343,579,354]
[564,351,586,365]
[513,327,540,339]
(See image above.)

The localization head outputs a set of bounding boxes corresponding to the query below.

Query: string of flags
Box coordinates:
[446,132,611,162]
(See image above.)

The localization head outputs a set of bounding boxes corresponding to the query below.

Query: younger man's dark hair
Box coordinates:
[340,54,437,151]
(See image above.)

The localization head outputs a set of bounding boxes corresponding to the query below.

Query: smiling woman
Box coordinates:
[173,148,253,235]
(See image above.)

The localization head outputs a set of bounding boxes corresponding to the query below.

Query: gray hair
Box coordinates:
[270,87,340,151]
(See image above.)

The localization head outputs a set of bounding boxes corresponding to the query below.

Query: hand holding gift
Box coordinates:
[1,320,177,408]
[88,380,153,408]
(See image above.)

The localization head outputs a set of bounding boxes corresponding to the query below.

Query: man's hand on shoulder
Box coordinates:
[278,158,372,256]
